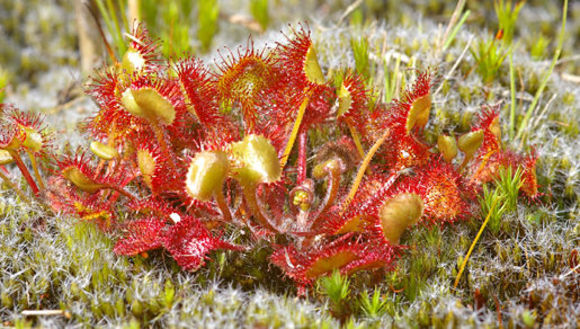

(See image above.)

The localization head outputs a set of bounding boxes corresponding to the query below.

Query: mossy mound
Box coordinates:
[1,0,578,328]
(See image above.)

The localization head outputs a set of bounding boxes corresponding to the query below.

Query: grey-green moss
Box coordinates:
[1,0,578,328]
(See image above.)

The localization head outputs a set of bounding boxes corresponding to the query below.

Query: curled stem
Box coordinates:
[281,93,311,169]
[241,183,278,232]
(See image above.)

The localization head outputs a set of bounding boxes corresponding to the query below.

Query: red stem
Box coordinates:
[214,189,232,222]
[242,183,279,232]
[297,131,307,184]
[9,151,40,197]
[107,185,137,201]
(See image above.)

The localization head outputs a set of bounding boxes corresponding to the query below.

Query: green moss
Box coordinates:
[1,0,578,327]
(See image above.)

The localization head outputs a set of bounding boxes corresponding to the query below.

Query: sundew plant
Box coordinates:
[0,0,578,328]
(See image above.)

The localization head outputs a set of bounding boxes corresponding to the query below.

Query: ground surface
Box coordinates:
[0,1,578,328]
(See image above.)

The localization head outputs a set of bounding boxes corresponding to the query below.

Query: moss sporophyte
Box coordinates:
[0,24,540,292]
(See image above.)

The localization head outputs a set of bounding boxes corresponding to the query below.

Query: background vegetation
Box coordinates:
[0,0,578,327]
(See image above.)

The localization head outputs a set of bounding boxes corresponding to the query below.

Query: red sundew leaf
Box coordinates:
[519,150,539,200]
[400,158,472,225]
[379,133,431,172]
[341,240,400,275]
[321,173,397,235]
[366,191,425,245]
[270,244,355,285]
[214,40,283,129]
[45,176,117,231]
[466,149,504,191]
[369,71,434,141]
[135,137,184,194]
[501,148,540,200]
[126,74,187,125]
[113,217,166,256]
[176,57,234,129]
[249,91,296,153]
[0,121,25,151]
[5,105,44,130]
[123,23,164,73]
[398,71,433,108]
[88,70,187,147]
[270,238,397,286]
[275,24,326,90]
[86,69,148,143]
[336,71,372,132]
[472,104,502,155]
[0,105,53,156]
[161,215,242,271]
[467,147,539,200]
[127,196,182,218]
[248,82,333,154]
[57,150,129,194]
[300,84,336,131]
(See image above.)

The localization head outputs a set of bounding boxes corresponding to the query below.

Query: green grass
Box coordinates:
[250,0,269,31]
[469,35,509,85]
[494,0,525,45]
[197,0,219,52]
